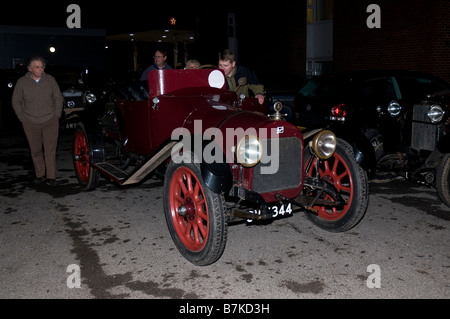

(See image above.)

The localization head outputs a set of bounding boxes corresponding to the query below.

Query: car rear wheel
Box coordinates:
[73,124,99,190]
[163,152,227,266]
[436,153,450,208]
[304,139,369,232]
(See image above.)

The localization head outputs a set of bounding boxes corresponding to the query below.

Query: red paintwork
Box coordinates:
[147,69,226,96]
[116,99,152,154]
[113,69,305,200]
[116,69,269,156]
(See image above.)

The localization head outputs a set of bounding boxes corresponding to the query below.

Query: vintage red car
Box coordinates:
[72,69,369,266]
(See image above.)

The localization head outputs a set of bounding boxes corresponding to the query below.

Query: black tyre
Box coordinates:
[73,124,99,190]
[436,153,450,208]
[163,152,227,266]
[304,139,369,232]
[364,128,384,161]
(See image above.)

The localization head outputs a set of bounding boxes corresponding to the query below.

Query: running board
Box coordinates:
[92,141,180,186]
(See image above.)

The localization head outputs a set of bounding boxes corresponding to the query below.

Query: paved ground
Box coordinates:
[0,127,449,303]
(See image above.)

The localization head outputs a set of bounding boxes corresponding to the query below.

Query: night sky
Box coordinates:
[0,1,297,75]
[0,1,246,34]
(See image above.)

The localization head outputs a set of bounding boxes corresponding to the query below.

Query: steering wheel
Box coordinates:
[197,64,218,69]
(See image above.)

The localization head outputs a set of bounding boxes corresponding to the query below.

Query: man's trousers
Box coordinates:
[22,116,59,179]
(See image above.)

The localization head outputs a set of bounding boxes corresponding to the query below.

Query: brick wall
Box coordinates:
[334,0,450,83]
[237,3,306,76]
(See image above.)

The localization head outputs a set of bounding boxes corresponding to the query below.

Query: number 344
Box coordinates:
[248,203,293,222]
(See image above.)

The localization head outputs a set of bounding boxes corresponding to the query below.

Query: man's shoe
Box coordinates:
[33,176,46,184]
[46,179,58,187]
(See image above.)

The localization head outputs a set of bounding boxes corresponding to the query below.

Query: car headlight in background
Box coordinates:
[85,93,97,104]
[427,104,444,123]
[387,100,402,117]
[235,135,263,167]
[311,130,336,160]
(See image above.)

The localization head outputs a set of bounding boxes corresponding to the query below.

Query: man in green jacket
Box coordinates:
[12,56,64,186]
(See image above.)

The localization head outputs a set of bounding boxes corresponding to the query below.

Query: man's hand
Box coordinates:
[256,94,265,105]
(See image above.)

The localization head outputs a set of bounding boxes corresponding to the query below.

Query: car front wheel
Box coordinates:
[163,152,227,266]
[304,139,369,232]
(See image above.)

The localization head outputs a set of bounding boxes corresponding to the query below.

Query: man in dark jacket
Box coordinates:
[12,55,63,186]
[140,48,173,81]
[218,49,265,105]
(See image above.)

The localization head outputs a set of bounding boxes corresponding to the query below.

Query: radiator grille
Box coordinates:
[63,90,84,108]
[252,137,303,194]
[411,103,442,151]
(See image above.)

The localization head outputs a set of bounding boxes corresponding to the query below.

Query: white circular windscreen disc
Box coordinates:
[208,70,225,89]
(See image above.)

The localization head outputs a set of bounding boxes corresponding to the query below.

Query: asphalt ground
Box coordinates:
[0,126,449,306]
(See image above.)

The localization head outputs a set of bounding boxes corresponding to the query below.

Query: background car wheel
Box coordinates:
[436,153,450,208]
[73,124,99,190]
[304,139,369,232]
[163,152,227,266]
[364,128,384,161]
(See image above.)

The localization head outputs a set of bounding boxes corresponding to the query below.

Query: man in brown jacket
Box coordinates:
[218,49,265,105]
[12,56,64,186]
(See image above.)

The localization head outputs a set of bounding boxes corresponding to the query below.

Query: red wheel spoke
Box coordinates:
[178,175,189,195]
[196,198,205,207]
[337,171,348,181]
[177,216,186,228]
[197,208,207,221]
[193,182,200,200]
[186,173,194,195]
[174,192,184,205]
[339,185,351,193]
[184,222,193,240]
[332,157,340,174]
[197,219,207,237]
[324,160,331,175]
[192,224,201,244]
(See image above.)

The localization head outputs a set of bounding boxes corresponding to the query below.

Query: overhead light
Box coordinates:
[49,46,56,53]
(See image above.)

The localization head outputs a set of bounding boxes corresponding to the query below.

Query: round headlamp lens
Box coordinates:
[85,93,97,104]
[387,100,402,117]
[311,130,337,160]
[427,104,444,123]
[236,135,263,167]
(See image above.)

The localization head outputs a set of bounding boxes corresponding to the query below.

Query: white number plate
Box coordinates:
[247,203,293,222]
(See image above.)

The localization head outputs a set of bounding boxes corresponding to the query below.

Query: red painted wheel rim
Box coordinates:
[306,152,354,220]
[169,167,209,252]
[74,130,90,183]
